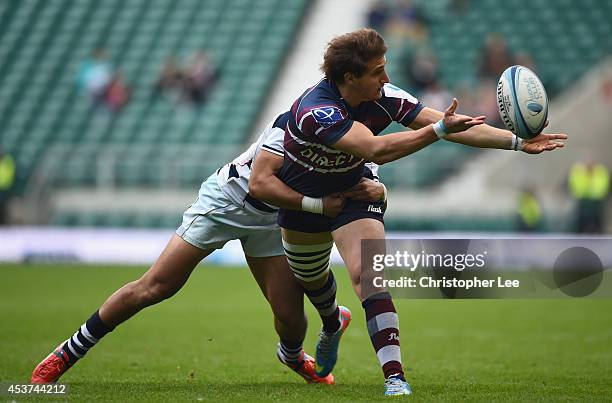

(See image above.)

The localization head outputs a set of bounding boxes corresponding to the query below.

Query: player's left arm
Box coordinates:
[409,102,568,154]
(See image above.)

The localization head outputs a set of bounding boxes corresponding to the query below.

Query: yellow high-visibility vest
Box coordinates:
[569,163,610,200]
[518,192,541,227]
[0,155,15,190]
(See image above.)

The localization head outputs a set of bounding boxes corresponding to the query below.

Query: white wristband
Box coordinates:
[302,196,324,214]
[511,134,524,151]
[432,120,449,139]
[379,183,388,202]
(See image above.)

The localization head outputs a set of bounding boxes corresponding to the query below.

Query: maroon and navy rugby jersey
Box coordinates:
[277,79,424,197]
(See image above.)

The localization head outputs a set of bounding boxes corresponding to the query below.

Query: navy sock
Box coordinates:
[62,310,114,364]
[278,338,303,364]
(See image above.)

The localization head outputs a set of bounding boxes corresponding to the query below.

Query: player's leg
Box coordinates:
[280,229,342,332]
[99,235,212,326]
[31,235,212,383]
[31,173,232,383]
[331,218,411,395]
[245,254,330,384]
[281,228,351,377]
[246,255,307,347]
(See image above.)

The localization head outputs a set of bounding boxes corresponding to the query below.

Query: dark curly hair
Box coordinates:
[321,28,387,84]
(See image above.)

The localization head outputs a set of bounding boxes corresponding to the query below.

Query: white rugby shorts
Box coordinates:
[176,174,283,257]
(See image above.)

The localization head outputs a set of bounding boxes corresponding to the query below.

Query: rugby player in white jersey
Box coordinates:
[31,112,386,385]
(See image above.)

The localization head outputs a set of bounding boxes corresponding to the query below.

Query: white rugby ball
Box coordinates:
[496,65,548,139]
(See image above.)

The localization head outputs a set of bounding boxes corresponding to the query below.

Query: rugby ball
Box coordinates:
[496,65,548,139]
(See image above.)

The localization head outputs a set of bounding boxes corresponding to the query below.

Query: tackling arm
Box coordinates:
[249,150,347,217]
[248,150,307,211]
[249,150,387,217]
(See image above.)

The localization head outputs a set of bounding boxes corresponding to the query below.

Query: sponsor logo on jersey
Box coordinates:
[312,106,344,128]
[299,148,357,168]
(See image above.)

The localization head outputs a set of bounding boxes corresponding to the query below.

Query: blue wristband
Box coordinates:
[439,119,448,133]
[432,120,448,139]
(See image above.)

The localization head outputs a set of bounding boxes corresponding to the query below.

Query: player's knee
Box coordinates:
[136,276,179,305]
[282,239,333,285]
[349,265,362,288]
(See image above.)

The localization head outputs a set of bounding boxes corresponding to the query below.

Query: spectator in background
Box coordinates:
[0,148,16,225]
[419,79,452,111]
[477,33,514,81]
[366,0,390,33]
[154,56,185,103]
[453,83,480,117]
[514,51,537,73]
[104,71,131,113]
[76,49,113,104]
[386,0,429,45]
[183,50,217,105]
[568,160,610,233]
[516,187,542,232]
[403,48,438,93]
[475,79,503,127]
[449,0,470,15]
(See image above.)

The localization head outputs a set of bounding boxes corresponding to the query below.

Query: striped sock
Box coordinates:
[277,339,303,364]
[282,240,340,333]
[363,292,405,380]
[303,271,340,333]
[62,310,114,364]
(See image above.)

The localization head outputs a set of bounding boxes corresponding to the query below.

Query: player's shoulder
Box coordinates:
[295,78,348,128]
[381,83,419,103]
[298,79,345,111]
[272,111,291,129]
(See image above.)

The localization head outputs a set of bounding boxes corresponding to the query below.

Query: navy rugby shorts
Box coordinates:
[278,198,386,233]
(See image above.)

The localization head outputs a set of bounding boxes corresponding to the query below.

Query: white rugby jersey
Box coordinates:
[217,113,287,214]
[217,112,380,215]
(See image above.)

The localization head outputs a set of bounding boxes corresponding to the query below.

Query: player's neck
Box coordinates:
[336,83,364,108]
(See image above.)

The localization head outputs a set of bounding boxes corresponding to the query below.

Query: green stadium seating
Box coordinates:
[381,0,612,193]
[0,0,309,196]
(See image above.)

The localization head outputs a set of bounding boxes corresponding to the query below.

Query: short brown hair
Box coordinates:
[321,28,387,84]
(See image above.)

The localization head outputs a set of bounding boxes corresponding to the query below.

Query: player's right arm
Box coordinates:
[332,99,485,164]
[409,103,567,153]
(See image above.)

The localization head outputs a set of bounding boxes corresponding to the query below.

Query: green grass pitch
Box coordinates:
[1,264,611,402]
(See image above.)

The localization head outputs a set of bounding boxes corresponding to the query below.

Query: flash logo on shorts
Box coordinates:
[368,205,383,214]
[312,106,344,128]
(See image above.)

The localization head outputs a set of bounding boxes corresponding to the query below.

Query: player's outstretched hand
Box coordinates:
[442,98,486,133]
[322,196,346,218]
[335,178,385,202]
[521,132,568,154]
